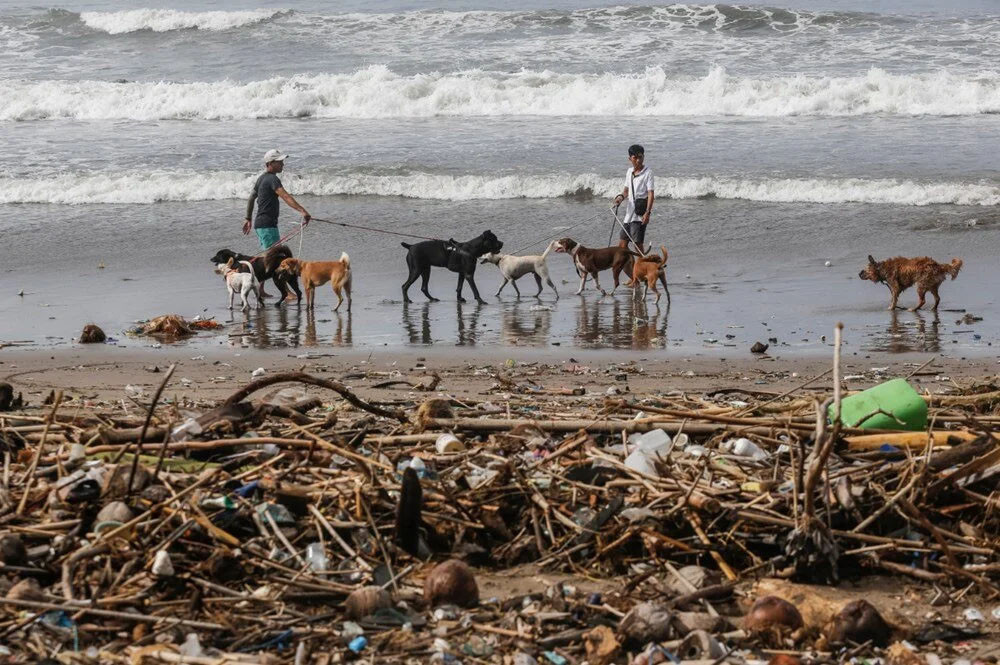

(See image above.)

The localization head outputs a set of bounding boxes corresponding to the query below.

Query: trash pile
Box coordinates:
[2,364,1000,664]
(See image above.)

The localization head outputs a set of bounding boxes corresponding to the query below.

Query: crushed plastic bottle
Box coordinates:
[624,429,673,476]
[170,417,203,442]
[305,542,329,572]
[179,634,204,658]
[964,607,985,622]
[721,437,768,461]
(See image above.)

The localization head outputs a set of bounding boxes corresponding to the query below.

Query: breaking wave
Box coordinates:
[3,170,997,206]
[3,66,998,121]
[78,8,285,34]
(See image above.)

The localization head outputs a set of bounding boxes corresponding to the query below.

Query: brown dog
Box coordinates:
[553,238,637,296]
[858,255,962,311]
[276,253,352,311]
[628,246,670,304]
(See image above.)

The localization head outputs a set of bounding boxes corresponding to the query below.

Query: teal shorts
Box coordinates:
[255,227,281,250]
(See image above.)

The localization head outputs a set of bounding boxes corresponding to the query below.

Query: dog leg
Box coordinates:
[420,268,438,302]
[456,273,467,303]
[888,285,900,310]
[228,285,235,310]
[931,286,941,310]
[466,273,487,305]
[576,273,587,296]
[346,276,352,313]
[592,272,607,297]
[512,279,522,298]
[659,271,671,306]
[532,273,543,298]
[539,266,558,298]
[333,286,343,312]
[495,278,508,297]
[910,287,926,312]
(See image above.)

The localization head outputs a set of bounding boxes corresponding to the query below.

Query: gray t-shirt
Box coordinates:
[252,172,282,229]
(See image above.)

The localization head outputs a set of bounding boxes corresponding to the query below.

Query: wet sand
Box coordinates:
[3,346,995,408]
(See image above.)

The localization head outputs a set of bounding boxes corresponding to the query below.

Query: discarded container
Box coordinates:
[721,437,768,461]
[435,433,465,454]
[831,378,927,431]
[624,429,673,476]
[305,542,329,572]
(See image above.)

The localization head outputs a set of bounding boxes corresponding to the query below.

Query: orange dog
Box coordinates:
[628,246,670,304]
[858,254,962,311]
[276,254,352,311]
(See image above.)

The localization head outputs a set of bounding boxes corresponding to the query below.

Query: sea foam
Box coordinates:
[79,9,284,34]
[3,66,997,121]
[3,170,997,206]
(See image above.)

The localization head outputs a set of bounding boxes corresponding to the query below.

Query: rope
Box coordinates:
[506,209,608,256]
[309,217,437,242]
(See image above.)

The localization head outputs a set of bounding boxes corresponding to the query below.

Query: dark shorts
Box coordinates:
[619,220,647,247]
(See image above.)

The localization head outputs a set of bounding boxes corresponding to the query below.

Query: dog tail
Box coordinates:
[340,251,350,268]
[401,242,412,250]
[948,258,963,280]
[238,260,259,288]
[540,240,555,260]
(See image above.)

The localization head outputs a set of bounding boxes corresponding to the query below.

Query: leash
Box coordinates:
[608,205,648,257]
[506,209,608,256]
[250,222,306,258]
[309,217,438,242]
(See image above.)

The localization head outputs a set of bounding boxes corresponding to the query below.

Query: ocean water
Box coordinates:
[1,1,997,355]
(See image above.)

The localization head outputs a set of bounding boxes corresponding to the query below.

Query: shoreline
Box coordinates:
[3,346,995,407]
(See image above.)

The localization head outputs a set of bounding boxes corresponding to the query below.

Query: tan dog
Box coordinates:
[858,255,962,311]
[276,253,352,311]
[628,246,670,304]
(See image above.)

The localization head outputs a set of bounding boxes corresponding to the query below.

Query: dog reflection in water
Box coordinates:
[575,296,668,349]
[303,310,352,347]
[500,301,552,346]
[400,301,483,346]
[876,309,940,354]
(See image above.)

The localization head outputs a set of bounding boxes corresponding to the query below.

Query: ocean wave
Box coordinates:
[2,170,997,207]
[78,8,285,34]
[3,66,999,120]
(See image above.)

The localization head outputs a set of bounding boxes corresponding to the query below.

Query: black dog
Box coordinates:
[210,245,301,308]
[401,230,503,304]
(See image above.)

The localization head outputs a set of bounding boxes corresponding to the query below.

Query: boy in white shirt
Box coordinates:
[612,144,654,251]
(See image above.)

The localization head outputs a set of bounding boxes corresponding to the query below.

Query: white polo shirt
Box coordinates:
[624,166,654,223]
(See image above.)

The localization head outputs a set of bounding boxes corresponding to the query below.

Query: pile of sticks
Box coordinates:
[2,341,1000,664]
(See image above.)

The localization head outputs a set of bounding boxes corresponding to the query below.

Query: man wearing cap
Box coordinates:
[612,144,654,251]
[242,149,312,250]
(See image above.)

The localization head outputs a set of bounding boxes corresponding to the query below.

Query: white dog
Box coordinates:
[480,240,559,299]
[214,259,260,312]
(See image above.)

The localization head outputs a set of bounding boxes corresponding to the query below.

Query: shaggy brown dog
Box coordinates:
[858,254,962,311]
[553,237,637,296]
[276,254,352,311]
[628,246,670,304]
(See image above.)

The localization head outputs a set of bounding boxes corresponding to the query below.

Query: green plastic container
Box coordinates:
[831,378,927,431]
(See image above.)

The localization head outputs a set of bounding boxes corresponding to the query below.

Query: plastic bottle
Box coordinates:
[305,542,329,572]
[723,437,768,461]
[170,417,203,441]
[832,378,927,431]
[435,433,465,454]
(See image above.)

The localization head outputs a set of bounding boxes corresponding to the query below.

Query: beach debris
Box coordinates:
[79,323,106,343]
[345,586,393,620]
[828,599,893,647]
[751,341,769,354]
[0,382,24,411]
[833,377,927,430]
[424,559,479,608]
[0,534,27,566]
[127,314,222,338]
[744,595,804,634]
[1,353,999,663]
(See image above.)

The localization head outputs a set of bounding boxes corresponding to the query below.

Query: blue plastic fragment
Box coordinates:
[543,651,567,665]
[234,480,260,498]
[348,636,368,653]
[587,592,602,605]
[879,444,900,452]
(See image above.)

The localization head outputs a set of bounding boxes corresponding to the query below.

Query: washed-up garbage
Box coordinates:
[832,377,928,431]
[0,361,997,664]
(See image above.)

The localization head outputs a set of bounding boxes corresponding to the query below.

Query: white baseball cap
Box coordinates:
[263,149,288,164]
